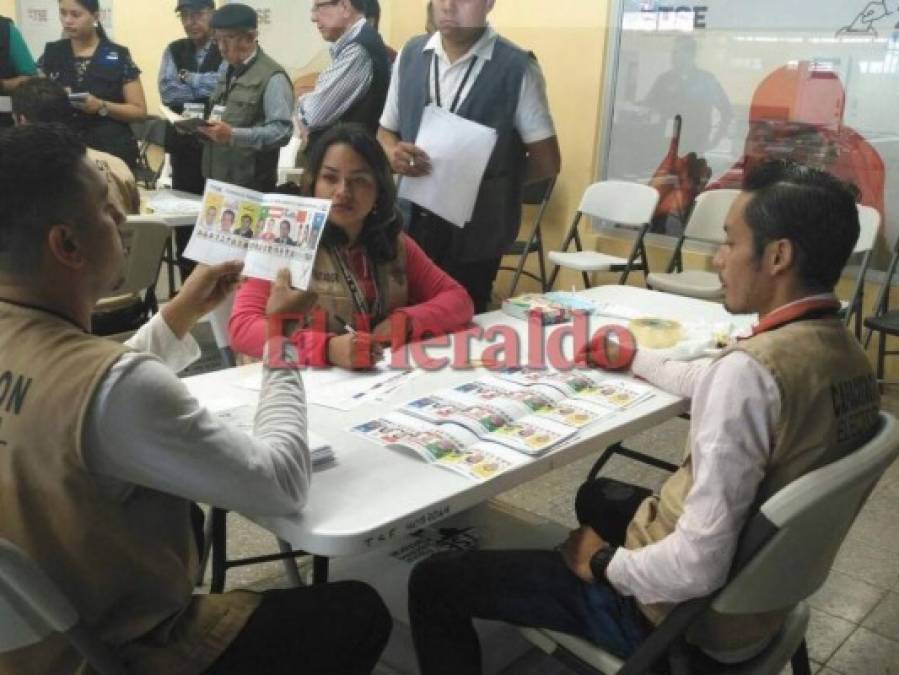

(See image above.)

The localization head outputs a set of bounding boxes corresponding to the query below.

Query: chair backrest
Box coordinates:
[683,189,741,244]
[712,413,899,615]
[0,539,77,652]
[854,204,880,255]
[578,180,660,228]
[100,217,171,300]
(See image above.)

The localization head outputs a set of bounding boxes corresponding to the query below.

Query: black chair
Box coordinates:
[130,116,168,190]
[499,177,556,296]
[863,242,899,382]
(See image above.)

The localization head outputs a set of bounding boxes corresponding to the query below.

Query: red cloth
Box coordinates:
[228,234,475,366]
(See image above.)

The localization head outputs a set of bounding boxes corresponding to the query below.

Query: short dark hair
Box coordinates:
[11,78,76,126]
[0,124,89,277]
[303,123,402,263]
[742,159,860,292]
[349,0,368,13]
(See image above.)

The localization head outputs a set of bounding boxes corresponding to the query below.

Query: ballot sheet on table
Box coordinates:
[397,105,498,228]
[184,179,331,290]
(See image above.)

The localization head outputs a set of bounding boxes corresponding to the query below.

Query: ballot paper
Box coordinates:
[184,179,331,290]
[397,104,498,228]
[0,96,13,113]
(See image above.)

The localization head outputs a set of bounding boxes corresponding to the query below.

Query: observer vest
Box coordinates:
[40,38,139,167]
[307,235,409,334]
[167,38,223,113]
[397,34,529,262]
[0,302,259,675]
[306,22,391,151]
[202,47,287,191]
[624,316,879,654]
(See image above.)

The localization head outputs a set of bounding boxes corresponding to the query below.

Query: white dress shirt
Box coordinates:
[379,26,556,145]
[605,348,780,604]
[83,313,310,517]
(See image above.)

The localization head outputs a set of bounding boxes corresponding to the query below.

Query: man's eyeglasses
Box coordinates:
[311,0,340,13]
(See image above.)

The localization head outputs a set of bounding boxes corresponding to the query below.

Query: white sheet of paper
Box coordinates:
[397,105,498,228]
[145,189,202,216]
[183,179,330,289]
[0,97,11,113]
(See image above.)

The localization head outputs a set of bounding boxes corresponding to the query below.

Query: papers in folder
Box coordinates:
[397,104,498,228]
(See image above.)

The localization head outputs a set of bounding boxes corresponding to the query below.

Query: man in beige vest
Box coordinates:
[0,124,390,674]
[407,160,880,674]
[11,77,140,216]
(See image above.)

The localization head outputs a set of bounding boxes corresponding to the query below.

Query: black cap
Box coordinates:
[210,3,257,29]
[176,0,214,11]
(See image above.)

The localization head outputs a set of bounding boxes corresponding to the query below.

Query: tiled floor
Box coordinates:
[178,314,899,674]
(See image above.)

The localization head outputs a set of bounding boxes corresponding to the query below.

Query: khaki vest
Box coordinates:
[625,317,879,654]
[0,302,259,675]
[202,48,287,191]
[306,238,409,333]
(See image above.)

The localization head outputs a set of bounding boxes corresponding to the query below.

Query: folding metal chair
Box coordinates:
[130,116,168,190]
[840,205,880,339]
[646,189,740,301]
[499,177,556,296]
[92,217,171,337]
[521,413,899,675]
[547,181,659,290]
[0,539,126,675]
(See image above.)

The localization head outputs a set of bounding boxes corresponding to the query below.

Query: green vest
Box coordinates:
[625,316,879,654]
[202,47,287,191]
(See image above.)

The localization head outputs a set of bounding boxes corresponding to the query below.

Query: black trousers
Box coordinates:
[408,478,653,674]
[407,207,501,314]
[203,582,392,674]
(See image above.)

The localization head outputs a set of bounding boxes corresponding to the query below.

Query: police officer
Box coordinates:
[199,3,293,192]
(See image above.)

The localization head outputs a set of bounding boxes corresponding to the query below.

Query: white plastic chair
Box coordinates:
[547,181,660,289]
[645,189,741,301]
[522,412,899,675]
[0,539,126,674]
[92,217,172,336]
[841,204,880,338]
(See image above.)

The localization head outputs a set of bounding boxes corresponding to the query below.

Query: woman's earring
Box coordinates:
[93,21,99,28]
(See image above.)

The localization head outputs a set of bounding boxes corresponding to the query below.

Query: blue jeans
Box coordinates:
[408,548,649,674]
[408,478,654,674]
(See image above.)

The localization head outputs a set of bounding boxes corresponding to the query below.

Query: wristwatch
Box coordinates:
[589,543,618,582]
[97,100,109,117]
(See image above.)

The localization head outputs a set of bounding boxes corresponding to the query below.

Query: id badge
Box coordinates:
[183,102,205,120]
[209,104,226,123]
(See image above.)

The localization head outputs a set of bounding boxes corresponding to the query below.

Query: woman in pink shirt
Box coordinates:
[229,124,474,368]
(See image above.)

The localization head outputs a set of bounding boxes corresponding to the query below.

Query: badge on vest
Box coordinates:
[104,51,119,62]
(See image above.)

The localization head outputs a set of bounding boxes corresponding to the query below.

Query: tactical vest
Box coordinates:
[202,48,287,192]
[167,37,223,113]
[396,34,529,262]
[307,235,409,334]
[0,302,259,675]
[625,316,879,655]
[40,38,138,168]
[306,22,390,151]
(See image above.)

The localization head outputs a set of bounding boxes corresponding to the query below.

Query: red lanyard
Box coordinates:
[748,298,841,338]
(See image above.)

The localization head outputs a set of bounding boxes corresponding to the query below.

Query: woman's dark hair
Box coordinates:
[742,159,861,293]
[63,0,109,41]
[302,123,402,264]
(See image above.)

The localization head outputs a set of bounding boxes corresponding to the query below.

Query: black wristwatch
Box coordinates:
[589,543,618,582]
